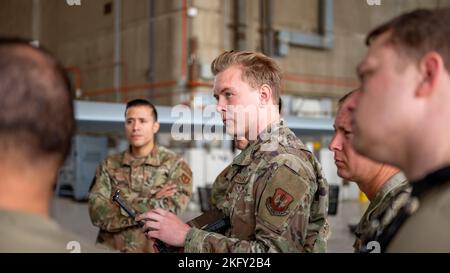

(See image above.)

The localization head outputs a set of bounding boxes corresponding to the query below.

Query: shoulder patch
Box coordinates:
[181,173,191,184]
[180,162,192,185]
[257,165,310,232]
[265,188,294,216]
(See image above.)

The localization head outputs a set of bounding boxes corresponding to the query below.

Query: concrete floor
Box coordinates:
[50,197,368,253]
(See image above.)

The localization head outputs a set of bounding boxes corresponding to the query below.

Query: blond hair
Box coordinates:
[211,50,282,104]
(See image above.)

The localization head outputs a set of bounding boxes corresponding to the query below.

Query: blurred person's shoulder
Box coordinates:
[0,209,105,253]
[388,179,450,252]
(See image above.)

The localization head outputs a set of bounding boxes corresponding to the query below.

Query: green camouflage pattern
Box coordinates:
[353,172,411,252]
[185,120,329,253]
[210,165,230,212]
[88,145,192,252]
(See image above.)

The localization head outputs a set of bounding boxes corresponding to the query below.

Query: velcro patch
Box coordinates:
[180,162,192,185]
[181,173,191,184]
[266,188,294,216]
[258,166,310,232]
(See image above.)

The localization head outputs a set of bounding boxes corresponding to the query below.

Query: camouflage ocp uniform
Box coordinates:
[210,165,231,212]
[184,120,329,253]
[88,145,193,252]
[353,172,411,252]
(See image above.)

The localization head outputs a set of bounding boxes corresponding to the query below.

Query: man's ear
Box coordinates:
[153,121,160,134]
[416,52,443,98]
[258,84,273,105]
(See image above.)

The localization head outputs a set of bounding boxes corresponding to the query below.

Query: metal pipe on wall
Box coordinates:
[80,72,357,99]
[181,0,188,80]
[222,0,231,50]
[148,0,155,93]
[260,0,274,56]
[275,0,334,56]
[32,0,40,42]
[114,0,122,102]
[233,0,246,50]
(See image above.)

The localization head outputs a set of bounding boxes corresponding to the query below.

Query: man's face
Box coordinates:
[329,96,377,181]
[125,105,159,151]
[213,65,260,139]
[353,31,421,163]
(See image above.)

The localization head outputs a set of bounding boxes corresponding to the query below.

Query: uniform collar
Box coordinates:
[232,119,285,167]
[121,144,161,167]
[375,172,408,200]
[232,144,255,166]
[365,172,408,216]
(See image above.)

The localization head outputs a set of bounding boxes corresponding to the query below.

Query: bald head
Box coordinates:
[0,38,74,165]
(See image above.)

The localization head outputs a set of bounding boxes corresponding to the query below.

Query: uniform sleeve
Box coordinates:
[184,162,315,253]
[88,162,136,232]
[304,157,329,253]
[132,158,193,215]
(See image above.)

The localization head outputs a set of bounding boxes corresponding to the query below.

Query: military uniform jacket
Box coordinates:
[185,120,329,253]
[88,145,192,252]
[353,172,410,252]
[211,165,230,212]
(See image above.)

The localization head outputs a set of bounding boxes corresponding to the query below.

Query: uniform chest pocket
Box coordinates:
[111,169,129,188]
[232,173,246,184]
[148,168,169,186]
[229,184,256,239]
[139,167,169,196]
